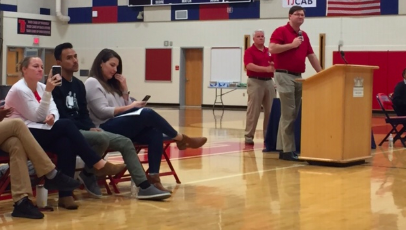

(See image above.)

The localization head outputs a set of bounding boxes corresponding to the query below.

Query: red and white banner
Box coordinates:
[327,0,381,16]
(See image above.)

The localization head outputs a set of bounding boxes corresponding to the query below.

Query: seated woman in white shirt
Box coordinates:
[5,56,126,209]
[84,49,207,192]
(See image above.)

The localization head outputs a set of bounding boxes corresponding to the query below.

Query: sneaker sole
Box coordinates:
[44,181,81,191]
[136,193,171,200]
[77,175,103,199]
[12,213,44,219]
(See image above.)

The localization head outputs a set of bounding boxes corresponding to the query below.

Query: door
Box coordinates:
[185,49,203,106]
[44,49,56,73]
[6,47,24,85]
[43,49,56,82]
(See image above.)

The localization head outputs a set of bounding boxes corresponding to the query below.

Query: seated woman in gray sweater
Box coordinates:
[84,49,207,192]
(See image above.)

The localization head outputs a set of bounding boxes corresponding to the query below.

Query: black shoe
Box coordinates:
[12,197,44,219]
[282,151,302,162]
[44,171,81,191]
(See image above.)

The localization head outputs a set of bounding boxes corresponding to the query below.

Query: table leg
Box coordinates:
[219,88,224,109]
[213,88,218,110]
[213,88,225,110]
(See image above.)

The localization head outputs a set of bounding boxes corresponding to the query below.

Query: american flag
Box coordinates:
[327,0,381,16]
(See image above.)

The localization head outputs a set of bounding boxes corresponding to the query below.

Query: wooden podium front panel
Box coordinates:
[343,69,374,160]
[301,69,345,160]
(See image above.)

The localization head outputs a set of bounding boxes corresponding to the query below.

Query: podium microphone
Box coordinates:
[338,40,348,64]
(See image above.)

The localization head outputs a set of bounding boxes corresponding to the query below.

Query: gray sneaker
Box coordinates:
[137,185,171,200]
[78,171,102,198]
[245,136,254,145]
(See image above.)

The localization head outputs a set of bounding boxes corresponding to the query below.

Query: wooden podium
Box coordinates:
[297,64,378,165]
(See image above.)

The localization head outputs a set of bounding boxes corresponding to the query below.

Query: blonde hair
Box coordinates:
[18,56,36,76]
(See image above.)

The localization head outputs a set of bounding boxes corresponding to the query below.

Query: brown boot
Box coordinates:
[58,196,78,210]
[176,134,207,150]
[147,174,172,193]
[94,162,126,177]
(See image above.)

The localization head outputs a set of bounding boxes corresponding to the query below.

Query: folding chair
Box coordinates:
[376,93,406,147]
[0,151,55,201]
[103,139,180,194]
[0,151,12,200]
[0,145,102,200]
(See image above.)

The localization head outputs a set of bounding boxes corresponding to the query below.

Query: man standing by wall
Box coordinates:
[244,29,276,145]
[269,6,322,161]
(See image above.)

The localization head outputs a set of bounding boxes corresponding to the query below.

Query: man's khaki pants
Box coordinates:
[0,119,55,202]
[274,72,302,153]
[245,78,276,139]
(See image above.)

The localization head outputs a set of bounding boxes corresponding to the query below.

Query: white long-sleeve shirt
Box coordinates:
[5,78,60,130]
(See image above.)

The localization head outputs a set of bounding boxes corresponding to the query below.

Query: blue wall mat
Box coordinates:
[228,1,260,19]
[117,5,144,22]
[92,0,118,7]
[68,7,92,24]
[381,0,398,15]
[40,8,51,15]
[0,4,17,12]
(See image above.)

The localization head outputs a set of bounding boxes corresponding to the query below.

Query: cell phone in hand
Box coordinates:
[142,95,151,102]
[52,65,62,86]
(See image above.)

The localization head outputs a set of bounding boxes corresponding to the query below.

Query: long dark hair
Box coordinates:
[89,49,123,96]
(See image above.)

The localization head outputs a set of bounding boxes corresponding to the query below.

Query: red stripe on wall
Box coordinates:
[92,6,118,23]
[199,4,229,20]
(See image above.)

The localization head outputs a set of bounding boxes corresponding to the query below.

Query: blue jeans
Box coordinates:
[29,119,101,198]
[100,108,177,173]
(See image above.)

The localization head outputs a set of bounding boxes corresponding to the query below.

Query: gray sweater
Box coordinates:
[84,77,131,127]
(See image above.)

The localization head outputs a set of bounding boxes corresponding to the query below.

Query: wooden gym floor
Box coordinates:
[0,108,404,229]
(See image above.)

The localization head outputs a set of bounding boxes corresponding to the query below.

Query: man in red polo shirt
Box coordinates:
[243,29,275,145]
[269,6,322,161]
